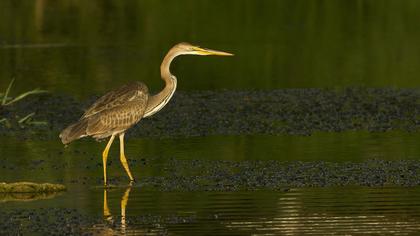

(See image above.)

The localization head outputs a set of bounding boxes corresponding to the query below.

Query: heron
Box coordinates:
[59,42,233,186]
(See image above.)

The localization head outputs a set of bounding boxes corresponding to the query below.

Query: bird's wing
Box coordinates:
[85,98,149,136]
[81,82,149,119]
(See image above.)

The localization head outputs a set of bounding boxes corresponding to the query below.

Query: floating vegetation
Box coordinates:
[0,182,66,193]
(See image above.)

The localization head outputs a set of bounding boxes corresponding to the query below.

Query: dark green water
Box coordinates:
[2,0,420,98]
[1,1,420,235]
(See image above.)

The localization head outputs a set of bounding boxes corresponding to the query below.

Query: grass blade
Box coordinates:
[2,78,15,105]
[18,112,35,124]
[0,118,11,128]
[5,89,48,106]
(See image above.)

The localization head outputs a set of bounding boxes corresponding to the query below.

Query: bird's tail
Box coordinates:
[59,119,88,145]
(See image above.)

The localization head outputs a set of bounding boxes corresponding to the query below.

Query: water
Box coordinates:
[1,1,420,98]
[4,187,420,235]
[1,1,420,234]
[2,132,420,234]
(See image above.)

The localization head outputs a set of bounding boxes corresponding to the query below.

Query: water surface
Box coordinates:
[1,132,420,234]
[3,186,420,235]
[1,1,420,235]
[1,1,420,98]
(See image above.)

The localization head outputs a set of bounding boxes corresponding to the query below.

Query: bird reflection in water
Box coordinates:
[103,186,132,235]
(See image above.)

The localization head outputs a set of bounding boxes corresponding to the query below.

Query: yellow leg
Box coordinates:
[103,135,115,186]
[119,133,135,182]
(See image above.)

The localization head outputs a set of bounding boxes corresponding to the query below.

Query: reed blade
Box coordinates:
[1,78,15,105]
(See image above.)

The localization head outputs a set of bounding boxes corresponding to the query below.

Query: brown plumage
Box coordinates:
[60,82,148,144]
[59,42,233,185]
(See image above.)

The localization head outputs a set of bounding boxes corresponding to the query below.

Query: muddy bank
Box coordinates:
[0,88,418,139]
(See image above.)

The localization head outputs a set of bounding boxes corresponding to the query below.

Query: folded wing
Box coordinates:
[60,82,149,144]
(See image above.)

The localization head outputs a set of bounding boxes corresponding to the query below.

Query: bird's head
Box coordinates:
[174,42,234,56]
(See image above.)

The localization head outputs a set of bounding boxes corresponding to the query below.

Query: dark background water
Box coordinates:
[2,1,420,235]
[1,0,420,98]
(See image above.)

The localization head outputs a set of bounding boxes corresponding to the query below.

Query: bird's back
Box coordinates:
[60,82,149,144]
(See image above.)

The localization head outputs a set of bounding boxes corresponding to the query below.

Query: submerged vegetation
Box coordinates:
[0,78,48,128]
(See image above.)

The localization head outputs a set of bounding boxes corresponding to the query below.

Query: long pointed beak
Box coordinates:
[192,46,234,56]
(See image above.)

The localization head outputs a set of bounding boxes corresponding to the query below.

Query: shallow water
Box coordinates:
[1,132,420,234]
[4,187,420,235]
[3,186,420,235]
[2,0,420,235]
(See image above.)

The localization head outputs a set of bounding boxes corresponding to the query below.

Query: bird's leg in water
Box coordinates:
[121,186,131,233]
[103,135,115,186]
[103,188,113,223]
[119,133,135,182]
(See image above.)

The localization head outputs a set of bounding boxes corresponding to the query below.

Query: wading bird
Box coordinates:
[60,43,233,186]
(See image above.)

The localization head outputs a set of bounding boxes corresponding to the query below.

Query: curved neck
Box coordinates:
[160,48,180,83]
[144,47,180,117]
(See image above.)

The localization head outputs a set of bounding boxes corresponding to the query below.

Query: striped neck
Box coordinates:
[144,46,181,118]
[143,76,177,118]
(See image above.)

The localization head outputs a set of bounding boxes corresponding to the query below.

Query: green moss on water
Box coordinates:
[0,182,66,193]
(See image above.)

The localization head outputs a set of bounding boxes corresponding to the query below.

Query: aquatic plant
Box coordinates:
[1,78,48,106]
[0,78,48,127]
[0,182,66,193]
